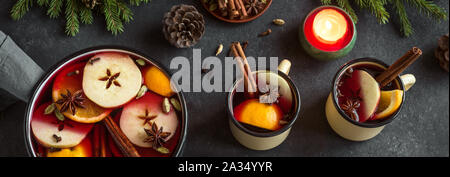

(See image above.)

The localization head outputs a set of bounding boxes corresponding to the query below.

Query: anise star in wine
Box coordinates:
[98,69,121,89]
[341,99,360,122]
[138,109,158,126]
[55,89,85,116]
[245,0,265,16]
[259,84,280,104]
[143,123,171,149]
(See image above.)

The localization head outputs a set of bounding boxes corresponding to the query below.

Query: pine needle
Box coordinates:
[37,0,49,6]
[10,0,33,20]
[79,5,93,24]
[103,0,124,35]
[65,0,80,36]
[405,0,447,21]
[393,0,413,37]
[47,0,63,18]
[117,0,134,23]
[336,0,358,23]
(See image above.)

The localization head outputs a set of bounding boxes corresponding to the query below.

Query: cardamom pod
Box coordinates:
[136,85,148,99]
[135,59,146,66]
[170,98,182,112]
[209,3,218,11]
[273,19,285,26]
[156,146,170,154]
[54,108,65,121]
[162,98,171,113]
[44,103,56,115]
[216,44,223,56]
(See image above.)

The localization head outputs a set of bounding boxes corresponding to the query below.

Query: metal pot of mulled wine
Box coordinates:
[24,46,188,157]
[227,60,301,150]
[325,58,416,141]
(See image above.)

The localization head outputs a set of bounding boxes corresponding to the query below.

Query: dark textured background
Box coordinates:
[0,0,448,157]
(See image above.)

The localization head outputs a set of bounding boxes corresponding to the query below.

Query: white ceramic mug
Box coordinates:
[325,58,416,141]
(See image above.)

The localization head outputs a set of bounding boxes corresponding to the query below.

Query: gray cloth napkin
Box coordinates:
[0,30,44,111]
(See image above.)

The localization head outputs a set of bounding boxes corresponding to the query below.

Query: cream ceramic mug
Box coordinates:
[325,58,416,141]
[227,60,301,150]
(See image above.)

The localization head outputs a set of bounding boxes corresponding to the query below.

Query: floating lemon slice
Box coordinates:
[373,90,404,120]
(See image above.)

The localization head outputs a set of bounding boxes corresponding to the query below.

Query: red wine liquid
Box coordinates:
[336,63,399,123]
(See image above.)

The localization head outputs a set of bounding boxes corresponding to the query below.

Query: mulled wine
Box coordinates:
[335,62,403,123]
[30,51,183,157]
[232,71,294,133]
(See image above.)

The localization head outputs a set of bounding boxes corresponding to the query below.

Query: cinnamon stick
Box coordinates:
[92,124,108,157]
[376,47,422,87]
[103,116,140,157]
[231,42,257,97]
[237,0,248,18]
[218,0,227,10]
[228,0,239,19]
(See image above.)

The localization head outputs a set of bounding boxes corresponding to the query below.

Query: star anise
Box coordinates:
[258,84,280,104]
[138,109,158,126]
[143,123,171,150]
[340,99,360,122]
[98,69,121,89]
[55,89,85,116]
[245,0,265,16]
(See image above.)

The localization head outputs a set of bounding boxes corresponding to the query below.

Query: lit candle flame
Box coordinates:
[313,9,348,44]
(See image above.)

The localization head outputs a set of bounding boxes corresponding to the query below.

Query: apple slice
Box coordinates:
[52,62,112,123]
[120,92,178,148]
[82,53,142,108]
[31,103,93,148]
[353,69,380,122]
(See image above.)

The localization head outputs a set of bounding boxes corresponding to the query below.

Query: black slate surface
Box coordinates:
[0,0,448,157]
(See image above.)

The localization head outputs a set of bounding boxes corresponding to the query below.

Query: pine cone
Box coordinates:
[163,5,205,48]
[435,34,449,72]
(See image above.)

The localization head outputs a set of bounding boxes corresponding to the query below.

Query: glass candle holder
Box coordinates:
[299,5,357,61]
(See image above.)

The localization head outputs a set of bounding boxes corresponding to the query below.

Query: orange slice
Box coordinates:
[47,136,92,157]
[52,63,112,123]
[143,66,175,97]
[233,99,283,131]
[373,90,403,120]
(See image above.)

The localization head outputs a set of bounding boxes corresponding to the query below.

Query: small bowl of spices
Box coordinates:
[202,0,272,23]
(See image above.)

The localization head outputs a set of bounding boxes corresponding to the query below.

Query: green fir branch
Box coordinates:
[321,0,332,5]
[10,0,33,20]
[405,0,447,21]
[65,0,80,36]
[103,0,124,35]
[37,0,49,6]
[392,0,413,37]
[336,0,358,23]
[117,0,134,23]
[47,0,64,18]
[79,5,94,24]
[361,0,390,24]
[129,0,149,6]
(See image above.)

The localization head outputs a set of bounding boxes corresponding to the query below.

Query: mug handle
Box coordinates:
[400,74,416,91]
[278,59,291,75]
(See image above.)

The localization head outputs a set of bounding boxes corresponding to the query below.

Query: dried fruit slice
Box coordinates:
[52,62,112,123]
[373,90,403,120]
[233,99,284,131]
[31,103,93,148]
[46,135,92,157]
[82,53,143,108]
[143,66,175,97]
[120,92,178,148]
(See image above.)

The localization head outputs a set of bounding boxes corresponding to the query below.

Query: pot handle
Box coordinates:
[278,59,291,75]
[400,74,416,91]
